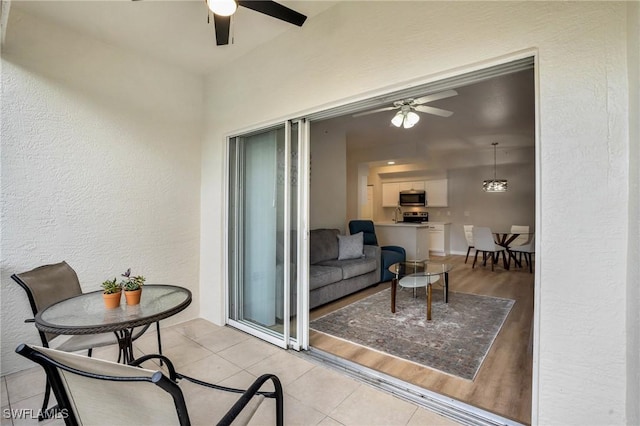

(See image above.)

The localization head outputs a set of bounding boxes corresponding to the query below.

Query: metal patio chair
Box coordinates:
[16,344,283,426]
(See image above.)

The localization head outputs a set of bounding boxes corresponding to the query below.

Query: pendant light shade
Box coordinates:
[483,142,508,192]
[207,0,237,16]
[391,112,404,127]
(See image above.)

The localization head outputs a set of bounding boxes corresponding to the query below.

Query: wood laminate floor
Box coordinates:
[310,254,534,425]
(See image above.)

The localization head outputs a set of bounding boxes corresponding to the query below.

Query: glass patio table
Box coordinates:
[388,261,453,321]
[35,284,192,364]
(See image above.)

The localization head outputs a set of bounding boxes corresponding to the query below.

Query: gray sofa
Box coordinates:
[309,228,381,309]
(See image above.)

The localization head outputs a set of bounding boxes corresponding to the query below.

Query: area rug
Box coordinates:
[310,287,514,380]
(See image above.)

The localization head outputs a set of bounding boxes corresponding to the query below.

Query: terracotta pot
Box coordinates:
[103,291,122,309]
[124,288,142,305]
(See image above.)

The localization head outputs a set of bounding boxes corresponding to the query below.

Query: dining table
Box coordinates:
[492,231,532,248]
[35,284,192,364]
[492,231,533,268]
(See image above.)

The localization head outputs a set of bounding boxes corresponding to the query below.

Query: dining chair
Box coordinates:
[16,343,283,426]
[349,220,406,282]
[472,227,510,271]
[463,225,474,263]
[509,235,535,273]
[9,261,159,419]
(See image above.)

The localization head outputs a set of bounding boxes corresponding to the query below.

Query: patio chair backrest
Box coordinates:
[17,344,186,426]
[11,261,83,343]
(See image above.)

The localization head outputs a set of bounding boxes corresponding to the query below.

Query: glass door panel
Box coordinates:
[228,122,303,348]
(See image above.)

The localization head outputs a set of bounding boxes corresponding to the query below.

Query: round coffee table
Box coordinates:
[388,261,453,320]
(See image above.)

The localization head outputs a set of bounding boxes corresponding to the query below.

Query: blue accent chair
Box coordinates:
[348,220,406,282]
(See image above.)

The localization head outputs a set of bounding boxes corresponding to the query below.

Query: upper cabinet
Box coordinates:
[382,181,425,207]
[383,180,446,207]
[425,179,448,207]
[398,181,425,191]
[381,182,400,207]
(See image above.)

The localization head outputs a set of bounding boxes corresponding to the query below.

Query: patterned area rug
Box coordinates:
[310,287,514,380]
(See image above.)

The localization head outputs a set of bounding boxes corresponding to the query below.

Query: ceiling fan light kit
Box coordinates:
[206,0,308,46]
[391,109,420,129]
[483,142,508,192]
[207,0,237,16]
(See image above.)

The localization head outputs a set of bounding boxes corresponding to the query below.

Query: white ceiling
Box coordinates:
[9,0,337,75]
[314,68,536,172]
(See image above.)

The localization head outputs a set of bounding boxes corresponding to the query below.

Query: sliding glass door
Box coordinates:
[227,121,308,349]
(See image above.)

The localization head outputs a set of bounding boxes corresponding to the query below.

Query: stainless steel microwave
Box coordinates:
[399,190,426,206]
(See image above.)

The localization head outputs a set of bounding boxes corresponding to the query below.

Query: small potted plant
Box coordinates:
[101,278,122,309]
[120,268,145,305]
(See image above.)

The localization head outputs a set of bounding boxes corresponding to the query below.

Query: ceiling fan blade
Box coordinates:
[238,1,307,26]
[413,89,458,105]
[414,105,454,117]
[353,106,399,117]
[214,14,231,46]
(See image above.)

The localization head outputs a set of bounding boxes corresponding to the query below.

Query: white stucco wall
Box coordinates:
[1,9,203,374]
[201,2,637,424]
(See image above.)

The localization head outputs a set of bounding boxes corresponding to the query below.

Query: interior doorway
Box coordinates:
[305,56,536,424]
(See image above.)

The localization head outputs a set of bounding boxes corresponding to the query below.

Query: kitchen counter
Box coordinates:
[375,222,452,258]
[375,221,429,228]
[375,222,430,261]
[375,221,451,227]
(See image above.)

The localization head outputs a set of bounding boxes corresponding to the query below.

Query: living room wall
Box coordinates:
[201,2,637,424]
[309,124,347,232]
[1,8,203,374]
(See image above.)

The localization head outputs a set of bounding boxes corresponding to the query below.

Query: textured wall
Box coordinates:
[201,2,636,424]
[1,9,203,374]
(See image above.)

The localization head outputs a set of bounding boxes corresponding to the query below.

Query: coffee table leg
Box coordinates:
[391,278,397,313]
[426,283,432,321]
[444,272,449,303]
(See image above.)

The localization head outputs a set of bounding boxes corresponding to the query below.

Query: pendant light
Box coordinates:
[483,142,508,192]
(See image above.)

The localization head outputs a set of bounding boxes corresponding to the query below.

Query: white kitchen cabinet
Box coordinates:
[398,181,425,191]
[381,182,400,207]
[428,223,451,256]
[425,179,448,207]
[382,181,426,207]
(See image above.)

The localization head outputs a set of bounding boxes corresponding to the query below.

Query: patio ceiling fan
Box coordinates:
[131,0,307,46]
[353,89,458,129]
[206,0,307,46]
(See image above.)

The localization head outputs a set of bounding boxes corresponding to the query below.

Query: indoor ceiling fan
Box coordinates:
[206,0,307,46]
[353,89,458,129]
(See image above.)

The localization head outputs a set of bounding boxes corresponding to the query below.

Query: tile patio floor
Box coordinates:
[1,319,459,426]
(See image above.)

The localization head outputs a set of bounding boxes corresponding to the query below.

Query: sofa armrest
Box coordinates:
[364,244,381,259]
[381,245,406,258]
[364,245,382,280]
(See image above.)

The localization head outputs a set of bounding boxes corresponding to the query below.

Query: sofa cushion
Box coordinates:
[309,229,340,264]
[337,232,364,260]
[309,265,343,291]
[317,257,377,280]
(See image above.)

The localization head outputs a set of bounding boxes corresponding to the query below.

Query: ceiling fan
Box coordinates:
[353,89,458,129]
[206,0,307,46]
